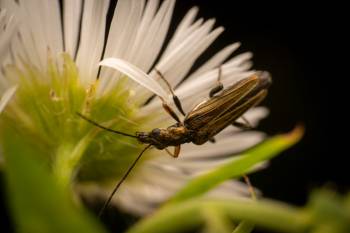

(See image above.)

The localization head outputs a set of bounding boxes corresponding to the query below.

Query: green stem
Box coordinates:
[201,206,234,233]
[127,198,311,233]
[53,134,93,188]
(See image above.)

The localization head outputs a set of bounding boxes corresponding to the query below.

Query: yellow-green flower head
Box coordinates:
[0,0,269,215]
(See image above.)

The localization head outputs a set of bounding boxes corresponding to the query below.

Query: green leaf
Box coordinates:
[126,198,309,233]
[2,127,106,233]
[169,126,304,203]
[307,190,350,233]
[232,221,254,233]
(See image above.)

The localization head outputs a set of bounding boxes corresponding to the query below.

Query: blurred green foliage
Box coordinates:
[2,126,106,233]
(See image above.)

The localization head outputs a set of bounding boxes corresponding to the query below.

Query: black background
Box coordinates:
[1,0,347,233]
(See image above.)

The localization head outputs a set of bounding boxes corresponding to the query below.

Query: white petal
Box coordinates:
[8,1,46,68]
[124,0,159,70]
[114,162,256,215]
[100,58,169,100]
[0,10,16,65]
[133,20,224,100]
[98,0,145,93]
[177,131,265,160]
[240,107,269,127]
[42,0,63,56]
[226,52,253,67]
[161,6,200,58]
[157,26,225,87]
[131,0,175,72]
[0,85,17,113]
[103,0,145,61]
[185,42,241,82]
[154,20,222,86]
[99,0,176,94]
[207,181,256,198]
[75,0,109,85]
[63,0,83,57]
[17,0,63,68]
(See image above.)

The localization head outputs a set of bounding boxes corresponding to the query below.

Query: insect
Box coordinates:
[78,68,271,216]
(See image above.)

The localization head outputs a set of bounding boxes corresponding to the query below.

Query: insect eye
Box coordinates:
[151,128,161,136]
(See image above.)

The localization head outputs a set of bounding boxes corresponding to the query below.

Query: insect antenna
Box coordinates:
[98,144,152,217]
[76,112,137,138]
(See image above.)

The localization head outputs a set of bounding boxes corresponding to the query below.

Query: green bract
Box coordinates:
[0,54,149,188]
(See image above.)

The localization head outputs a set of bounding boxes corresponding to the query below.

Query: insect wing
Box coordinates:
[199,89,267,139]
[184,75,260,130]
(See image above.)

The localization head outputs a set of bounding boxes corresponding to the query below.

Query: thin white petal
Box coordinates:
[75,0,109,84]
[161,6,199,58]
[63,0,83,57]
[16,0,63,68]
[100,58,169,100]
[98,0,145,92]
[154,20,220,85]
[133,20,224,100]
[43,0,63,55]
[104,0,145,60]
[240,107,269,127]
[0,10,17,62]
[154,18,217,75]
[99,0,176,94]
[226,52,253,67]
[0,85,17,113]
[185,42,241,82]
[158,131,265,160]
[126,0,160,69]
[155,26,225,87]
[114,163,256,214]
[15,0,48,68]
[131,0,175,72]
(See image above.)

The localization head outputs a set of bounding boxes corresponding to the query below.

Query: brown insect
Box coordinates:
[77,68,272,216]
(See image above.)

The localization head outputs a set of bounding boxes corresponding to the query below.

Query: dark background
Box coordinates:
[1,0,347,232]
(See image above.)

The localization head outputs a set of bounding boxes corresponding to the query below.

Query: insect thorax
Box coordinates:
[136,124,193,149]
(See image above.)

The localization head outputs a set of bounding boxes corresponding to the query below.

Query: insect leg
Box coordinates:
[155,68,186,116]
[241,116,252,127]
[209,66,224,97]
[174,145,181,158]
[98,144,152,217]
[243,175,257,200]
[164,145,181,158]
[232,116,253,130]
[160,99,181,123]
[209,137,216,143]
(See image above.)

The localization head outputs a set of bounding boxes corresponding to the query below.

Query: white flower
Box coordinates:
[0,0,269,215]
[0,9,17,113]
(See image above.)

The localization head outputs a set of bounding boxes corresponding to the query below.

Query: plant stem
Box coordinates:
[53,134,93,188]
[127,198,311,233]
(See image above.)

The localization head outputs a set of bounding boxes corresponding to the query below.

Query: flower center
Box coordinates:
[0,54,150,187]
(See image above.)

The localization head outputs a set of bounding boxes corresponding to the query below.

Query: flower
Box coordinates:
[0,9,17,114]
[0,0,269,215]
